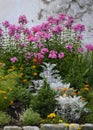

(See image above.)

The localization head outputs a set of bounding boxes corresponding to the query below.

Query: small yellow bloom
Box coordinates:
[0,90,6,94]
[33,72,38,76]
[10,100,14,105]
[19,73,24,78]
[4,75,8,79]
[77,91,81,95]
[81,97,85,101]
[31,65,36,69]
[64,123,70,127]
[8,87,13,91]
[33,58,37,62]
[85,84,89,88]
[47,113,56,118]
[3,96,7,99]
[72,91,76,95]
[22,79,28,83]
[20,67,24,71]
[11,66,15,70]
[59,119,63,123]
[84,87,89,91]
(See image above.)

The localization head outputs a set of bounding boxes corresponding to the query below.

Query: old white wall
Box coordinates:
[0,0,93,44]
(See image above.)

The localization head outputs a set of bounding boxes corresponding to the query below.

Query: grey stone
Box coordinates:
[82,124,93,130]
[4,126,22,130]
[41,124,66,130]
[69,124,80,130]
[23,126,40,130]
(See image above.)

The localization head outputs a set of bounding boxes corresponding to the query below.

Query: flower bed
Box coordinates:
[0,14,93,126]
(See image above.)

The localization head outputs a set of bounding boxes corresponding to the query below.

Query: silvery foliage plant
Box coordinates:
[32,62,70,90]
[55,95,88,122]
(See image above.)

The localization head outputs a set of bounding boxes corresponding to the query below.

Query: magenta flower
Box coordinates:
[85,44,93,51]
[65,44,73,52]
[14,34,20,41]
[2,20,10,28]
[28,35,39,42]
[38,43,44,48]
[16,25,22,33]
[21,42,27,47]
[77,34,83,40]
[58,52,64,59]
[34,52,44,59]
[48,50,57,59]
[73,24,85,32]
[18,15,28,25]
[31,25,41,33]
[65,15,74,28]
[26,52,31,60]
[43,33,51,40]
[52,25,64,35]
[10,57,18,63]
[8,25,16,37]
[78,47,83,53]
[40,48,49,54]
[41,22,50,31]
[23,28,31,35]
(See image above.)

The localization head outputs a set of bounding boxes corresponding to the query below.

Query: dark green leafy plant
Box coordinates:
[30,79,57,118]
[0,111,11,125]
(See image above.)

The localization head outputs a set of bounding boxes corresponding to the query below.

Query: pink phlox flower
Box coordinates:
[43,33,51,40]
[73,24,85,32]
[65,44,73,52]
[58,13,66,21]
[41,22,50,31]
[14,34,20,41]
[34,52,44,59]
[16,26,22,33]
[48,50,57,59]
[65,15,74,28]
[38,43,44,48]
[2,20,10,28]
[58,52,64,59]
[21,42,27,47]
[18,15,28,25]
[85,44,93,51]
[77,34,83,40]
[8,24,16,37]
[23,28,31,35]
[52,25,64,34]
[78,47,83,53]
[36,31,44,37]
[31,25,41,33]
[28,34,39,42]
[40,48,49,54]
[10,57,18,63]
[26,52,31,60]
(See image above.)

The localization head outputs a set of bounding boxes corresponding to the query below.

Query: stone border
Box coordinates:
[2,123,93,130]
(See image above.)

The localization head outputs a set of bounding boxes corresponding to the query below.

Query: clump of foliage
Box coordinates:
[20,108,41,126]
[0,111,11,125]
[31,80,57,118]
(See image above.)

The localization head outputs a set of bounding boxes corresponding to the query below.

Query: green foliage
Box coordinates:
[20,108,41,126]
[30,80,57,118]
[0,65,19,110]
[0,111,11,125]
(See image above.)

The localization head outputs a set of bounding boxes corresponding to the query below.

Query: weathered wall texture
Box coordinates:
[0,0,93,44]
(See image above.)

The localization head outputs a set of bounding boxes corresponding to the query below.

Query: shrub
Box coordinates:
[0,111,11,125]
[31,80,57,118]
[20,108,41,126]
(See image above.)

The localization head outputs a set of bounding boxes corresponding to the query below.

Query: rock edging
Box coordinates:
[2,123,93,130]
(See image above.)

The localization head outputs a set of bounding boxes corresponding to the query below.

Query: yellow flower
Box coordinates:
[33,72,38,76]
[81,97,85,101]
[20,67,24,71]
[19,73,24,78]
[22,79,28,83]
[0,90,6,94]
[47,113,56,118]
[64,123,70,127]
[59,119,63,123]
[3,96,7,99]
[31,65,36,69]
[11,66,15,70]
[10,100,14,105]
[8,87,13,91]
[4,75,8,79]
[84,87,89,91]
[85,84,89,88]
[72,91,76,95]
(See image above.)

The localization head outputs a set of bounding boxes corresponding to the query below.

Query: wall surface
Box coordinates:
[0,0,93,44]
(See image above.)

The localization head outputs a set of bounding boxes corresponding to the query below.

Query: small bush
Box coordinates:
[0,111,11,125]
[20,108,41,126]
[31,80,57,118]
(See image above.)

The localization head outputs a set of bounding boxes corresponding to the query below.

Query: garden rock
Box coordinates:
[23,126,40,130]
[82,124,93,130]
[69,123,80,130]
[41,124,66,130]
[4,126,22,130]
